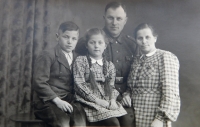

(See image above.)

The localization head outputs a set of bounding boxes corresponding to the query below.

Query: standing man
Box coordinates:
[76,2,138,126]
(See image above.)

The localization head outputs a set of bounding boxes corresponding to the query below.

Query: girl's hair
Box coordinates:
[134,23,158,39]
[84,28,108,46]
[84,28,111,98]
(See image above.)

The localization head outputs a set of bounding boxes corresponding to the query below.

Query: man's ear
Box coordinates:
[56,33,59,41]
[154,36,158,43]
[124,17,128,25]
[103,15,105,20]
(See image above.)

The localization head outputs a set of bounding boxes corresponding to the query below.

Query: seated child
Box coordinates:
[33,21,86,127]
[73,28,127,126]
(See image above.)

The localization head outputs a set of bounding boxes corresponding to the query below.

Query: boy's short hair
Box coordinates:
[105,1,127,15]
[58,21,79,33]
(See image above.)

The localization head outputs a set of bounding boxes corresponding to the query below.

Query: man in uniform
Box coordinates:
[75,2,138,126]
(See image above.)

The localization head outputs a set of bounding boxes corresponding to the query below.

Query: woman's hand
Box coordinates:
[52,97,73,113]
[151,119,163,127]
[95,98,109,108]
[109,99,118,110]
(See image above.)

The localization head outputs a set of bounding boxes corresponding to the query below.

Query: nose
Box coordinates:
[94,42,99,48]
[67,38,72,44]
[112,18,117,25]
[142,38,147,44]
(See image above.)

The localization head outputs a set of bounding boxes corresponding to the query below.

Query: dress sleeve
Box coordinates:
[107,62,119,100]
[155,52,180,122]
[33,52,57,102]
[73,56,98,103]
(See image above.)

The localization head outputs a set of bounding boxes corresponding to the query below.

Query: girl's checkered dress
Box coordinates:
[73,56,127,122]
[125,49,180,127]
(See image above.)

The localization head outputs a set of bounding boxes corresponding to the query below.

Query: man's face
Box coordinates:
[104,6,127,37]
[57,30,79,53]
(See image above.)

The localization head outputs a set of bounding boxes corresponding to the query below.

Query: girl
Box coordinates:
[123,23,180,127]
[73,28,127,126]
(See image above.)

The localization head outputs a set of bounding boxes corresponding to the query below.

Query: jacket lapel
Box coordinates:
[55,45,71,70]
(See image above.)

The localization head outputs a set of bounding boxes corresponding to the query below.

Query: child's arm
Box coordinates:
[154,52,180,122]
[33,52,58,102]
[73,56,105,104]
[52,97,73,113]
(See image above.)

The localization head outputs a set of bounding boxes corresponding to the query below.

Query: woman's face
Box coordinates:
[136,28,157,54]
[86,34,107,60]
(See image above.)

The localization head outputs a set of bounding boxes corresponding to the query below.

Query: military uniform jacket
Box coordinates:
[75,28,138,96]
[33,44,78,104]
[125,49,180,127]
[73,56,127,122]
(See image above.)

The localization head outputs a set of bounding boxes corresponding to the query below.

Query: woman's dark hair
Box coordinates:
[85,28,111,98]
[134,23,158,39]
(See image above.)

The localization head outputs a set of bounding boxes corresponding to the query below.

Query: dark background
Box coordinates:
[0,0,199,127]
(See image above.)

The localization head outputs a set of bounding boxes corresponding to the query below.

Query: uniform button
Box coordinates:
[60,72,62,73]
[116,41,118,44]
[116,50,119,53]
[116,60,119,63]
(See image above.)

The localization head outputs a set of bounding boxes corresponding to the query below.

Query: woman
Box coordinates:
[123,23,180,127]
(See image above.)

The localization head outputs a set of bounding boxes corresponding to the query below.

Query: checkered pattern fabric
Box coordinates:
[73,56,127,122]
[125,49,180,127]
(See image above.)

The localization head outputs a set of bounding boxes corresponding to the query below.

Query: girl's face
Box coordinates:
[86,34,107,60]
[136,28,157,54]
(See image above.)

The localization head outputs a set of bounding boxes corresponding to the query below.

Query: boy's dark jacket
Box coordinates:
[33,44,78,104]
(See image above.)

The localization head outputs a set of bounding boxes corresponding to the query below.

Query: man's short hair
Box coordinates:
[58,21,79,33]
[105,1,127,15]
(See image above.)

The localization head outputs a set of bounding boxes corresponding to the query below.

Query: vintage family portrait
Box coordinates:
[0,0,199,127]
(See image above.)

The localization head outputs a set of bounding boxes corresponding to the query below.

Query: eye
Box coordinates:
[98,41,104,45]
[62,35,69,39]
[117,17,122,21]
[72,37,77,41]
[137,37,143,41]
[146,36,151,40]
[107,16,113,20]
[88,41,94,44]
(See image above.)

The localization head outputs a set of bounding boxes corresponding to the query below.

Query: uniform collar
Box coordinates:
[90,57,103,66]
[103,27,123,44]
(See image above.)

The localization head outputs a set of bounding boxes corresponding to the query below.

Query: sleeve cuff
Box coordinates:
[155,112,165,122]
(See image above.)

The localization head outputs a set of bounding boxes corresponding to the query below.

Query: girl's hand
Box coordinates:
[151,119,163,127]
[52,97,73,113]
[95,98,109,108]
[109,99,118,110]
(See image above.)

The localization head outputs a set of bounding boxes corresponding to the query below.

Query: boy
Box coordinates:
[33,21,86,127]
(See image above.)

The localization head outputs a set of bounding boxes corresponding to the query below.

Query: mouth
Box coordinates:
[110,27,118,30]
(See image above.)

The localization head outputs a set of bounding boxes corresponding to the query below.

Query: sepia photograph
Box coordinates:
[0,0,199,127]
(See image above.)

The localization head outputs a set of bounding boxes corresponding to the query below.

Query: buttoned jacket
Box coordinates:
[33,44,78,103]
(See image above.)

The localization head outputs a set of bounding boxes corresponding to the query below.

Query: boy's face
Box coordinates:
[136,28,157,54]
[86,34,107,60]
[57,30,79,53]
